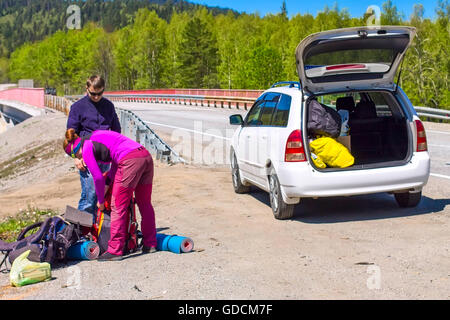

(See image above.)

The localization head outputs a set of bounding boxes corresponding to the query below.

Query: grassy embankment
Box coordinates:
[0,139,62,242]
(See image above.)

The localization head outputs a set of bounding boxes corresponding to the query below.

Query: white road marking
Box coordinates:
[143,120,231,141]
[430,173,450,180]
[427,130,450,135]
[428,144,450,148]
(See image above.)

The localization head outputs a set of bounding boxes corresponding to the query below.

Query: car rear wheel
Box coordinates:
[269,173,295,220]
[231,152,251,194]
[394,191,422,208]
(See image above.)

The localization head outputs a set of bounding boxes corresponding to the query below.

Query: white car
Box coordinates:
[229,26,430,220]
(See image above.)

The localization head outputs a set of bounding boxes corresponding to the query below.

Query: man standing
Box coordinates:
[67,75,121,215]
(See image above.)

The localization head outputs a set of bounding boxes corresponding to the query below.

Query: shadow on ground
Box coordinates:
[249,187,449,224]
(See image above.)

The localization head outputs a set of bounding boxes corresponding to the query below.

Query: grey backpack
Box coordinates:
[307,99,342,138]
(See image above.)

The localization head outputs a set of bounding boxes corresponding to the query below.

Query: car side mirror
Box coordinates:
[229,114,243,125]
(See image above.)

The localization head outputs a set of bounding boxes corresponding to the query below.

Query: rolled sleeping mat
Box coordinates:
[67,241,100,260]
[156,233,194,254]
[156,233,170,251]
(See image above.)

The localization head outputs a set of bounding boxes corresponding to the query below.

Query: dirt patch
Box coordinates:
[0,140,64,180]
[0,173,80,218]
[0,111,72,195]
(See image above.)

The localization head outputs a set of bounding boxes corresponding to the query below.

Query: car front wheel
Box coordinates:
[269,173,295,220]
[231,152,251,194]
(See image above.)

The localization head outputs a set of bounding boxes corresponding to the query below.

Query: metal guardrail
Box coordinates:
[117,108,185,164]
[45,95,72,115]
[66,94,257,111]
[414,106,450,121]
[44,95,185,164]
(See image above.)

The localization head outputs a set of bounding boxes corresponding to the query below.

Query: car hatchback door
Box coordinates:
[295,26,416,94]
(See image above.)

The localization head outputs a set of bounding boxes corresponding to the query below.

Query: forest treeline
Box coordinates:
[0,0,448,109]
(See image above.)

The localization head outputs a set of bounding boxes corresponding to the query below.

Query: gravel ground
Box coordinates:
[0,112,449,300]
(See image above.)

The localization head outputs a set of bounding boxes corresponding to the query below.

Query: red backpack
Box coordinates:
[91,185,140,255]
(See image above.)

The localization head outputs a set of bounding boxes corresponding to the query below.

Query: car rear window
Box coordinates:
[244,93,291,127]
[257,93,278,125]
[271,94,292,127]
[305,49,396,76]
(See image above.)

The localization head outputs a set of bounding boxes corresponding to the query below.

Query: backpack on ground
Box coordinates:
[91,185,140,255]
[307,99,342,138]
[0,216,81,271]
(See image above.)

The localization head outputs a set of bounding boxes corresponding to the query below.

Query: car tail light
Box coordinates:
[415,119,427,152]
[285,130,307,162]
[326,64,366,71]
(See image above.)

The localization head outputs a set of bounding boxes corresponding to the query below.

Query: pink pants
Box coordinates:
[108,147,156,255]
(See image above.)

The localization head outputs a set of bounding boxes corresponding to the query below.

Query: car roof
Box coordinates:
[262,86,309,98]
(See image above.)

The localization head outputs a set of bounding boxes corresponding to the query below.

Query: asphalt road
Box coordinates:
[116,101,450,180]
[116,101,245,166]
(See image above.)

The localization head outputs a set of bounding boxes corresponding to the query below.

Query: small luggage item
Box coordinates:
[10,250,51,287]
[0,216,81,270]
[156,234,194,254]
[310,137,354,168]
[66,240,100,260]
[307,99,342,138]
[91,184,140,255]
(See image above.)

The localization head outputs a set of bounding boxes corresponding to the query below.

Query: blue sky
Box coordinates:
[191,0,441,19]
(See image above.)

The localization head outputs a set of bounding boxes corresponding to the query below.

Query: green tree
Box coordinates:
[241,43,284,89]
[177,16,219,88]
[129,9,167,89]
[0,57,9,83]
[230,13,264,88]
[162,11,190,88]
[381,0,403,25]
[113,26,136,90]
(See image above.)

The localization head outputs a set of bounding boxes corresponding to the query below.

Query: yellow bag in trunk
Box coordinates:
[310,137,354,168]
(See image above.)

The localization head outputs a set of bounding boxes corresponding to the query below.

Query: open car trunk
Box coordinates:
[305,90,412,170]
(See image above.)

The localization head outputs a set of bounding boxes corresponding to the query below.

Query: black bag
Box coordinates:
[0,216,81,270]
[307,99,342,138]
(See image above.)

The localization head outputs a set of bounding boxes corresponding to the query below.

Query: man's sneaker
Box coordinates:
[142,245,157,254]
[97,252,123,261]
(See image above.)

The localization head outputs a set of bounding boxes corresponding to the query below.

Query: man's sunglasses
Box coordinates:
[88,89,104,97]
